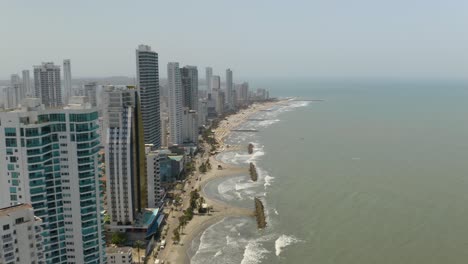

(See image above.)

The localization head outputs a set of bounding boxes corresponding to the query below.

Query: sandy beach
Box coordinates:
[153,101,282,264]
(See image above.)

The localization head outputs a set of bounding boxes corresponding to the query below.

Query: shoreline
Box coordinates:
[160,100,284,264]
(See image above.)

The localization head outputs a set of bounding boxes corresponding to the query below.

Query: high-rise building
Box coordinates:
[181,66,198,111]
[0,87,16,109]
[146,149,162,208]
[0,100,106,263]
[33,62,62,108]
[136,45,161,148]
[167,62,183,145]
[215,89,225,116]
[0,204,44,264]
[103,86,147,225]
[226,69,234,110]
[211,75,220,90]
[205,67,213,93]
[236,82,249,105]
[83,82,98,107]
[22,70,32,98]
[11,74,23,107]
[198,100,208,127]
[63,59,72,105]
[182,108,198,144]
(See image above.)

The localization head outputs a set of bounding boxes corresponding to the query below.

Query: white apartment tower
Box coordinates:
[84,82,98,107]
[136,45,161,148]
[0,101,106,263]
[205,67,213,93]
[104,86,147,225]
[210,76,224,116]
[22,70,32,97]
[33,62,62,108]
[211,75,220,90]
[0,204,44,264]
[236,82,249,105]
[10,74,23,107]
[63,59,72,105]
[167,62,183,145]
[1,87,16,109]
[182,108,198,144]
[226,69,234,110]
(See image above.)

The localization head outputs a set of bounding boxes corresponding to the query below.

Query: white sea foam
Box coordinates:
[240,240,270,264]
[226,235,238,246]
[258,119,280,127]
[217,178,237,201]
[247,151,264,163]
[274,234,302,257]
[274,208,279,215]
[214,250,223,258]
[264,175,275,188]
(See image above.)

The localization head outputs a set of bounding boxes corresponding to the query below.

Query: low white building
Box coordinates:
[106,246,133,264]
[0,204,44,264]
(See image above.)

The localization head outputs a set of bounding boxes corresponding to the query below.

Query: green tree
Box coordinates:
[134,240,144,264]
[173,228,180,243]
[111,232,127,245]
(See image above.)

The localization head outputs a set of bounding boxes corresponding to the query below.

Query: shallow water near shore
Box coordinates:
[191,80,468,264]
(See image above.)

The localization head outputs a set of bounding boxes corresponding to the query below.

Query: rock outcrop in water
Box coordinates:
[249,162,258,181]
[254,197,267,229]
[248,143,254,154]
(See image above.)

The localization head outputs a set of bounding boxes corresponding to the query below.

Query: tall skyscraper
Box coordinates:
[2,87,16,109]
[22,70,32,97]
[136,45,161,148]
[0,204,44,264]
[63,59,72,105]
[167,62,183,145]
[182,108,198,144]
[211,75,220,90]
[83,82,98,107]
[33,62,62,107]
[226,69,233,110]
[0,101,106,263]
[10,74,22,107]
[198,100,208,126]
[181,66,198,111]
[104,86,147,225]
[211,75,223,115]
[214,89,225,116]
[205,67,213,93]
[236,82,249,105]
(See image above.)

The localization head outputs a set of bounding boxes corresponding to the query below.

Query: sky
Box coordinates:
[1,0,467,81]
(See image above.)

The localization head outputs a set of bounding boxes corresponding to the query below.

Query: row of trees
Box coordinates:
[198,159,212,173]
[172,190,206,243]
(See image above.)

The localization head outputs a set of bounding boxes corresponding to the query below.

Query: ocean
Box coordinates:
[190,79,468,264]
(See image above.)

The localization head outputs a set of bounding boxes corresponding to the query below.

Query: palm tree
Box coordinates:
[134,240,144,264]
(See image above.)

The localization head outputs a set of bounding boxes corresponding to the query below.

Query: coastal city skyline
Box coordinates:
[1,2,468,264]
[0,39,271,263]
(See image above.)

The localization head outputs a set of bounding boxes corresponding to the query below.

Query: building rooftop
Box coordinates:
[168,155,184,162]
[105,246,132,254]
[0,204,33,217]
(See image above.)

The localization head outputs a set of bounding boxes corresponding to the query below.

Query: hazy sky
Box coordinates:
[1,0,467,81]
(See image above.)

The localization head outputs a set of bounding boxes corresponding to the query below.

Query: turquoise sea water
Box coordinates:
[191,79,468,264]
